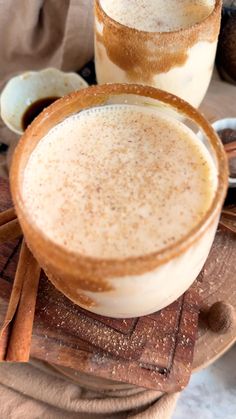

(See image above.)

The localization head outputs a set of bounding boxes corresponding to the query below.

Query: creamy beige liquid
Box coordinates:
[96,1,217,107]
[100,0,215,32]
[22,105,217,259]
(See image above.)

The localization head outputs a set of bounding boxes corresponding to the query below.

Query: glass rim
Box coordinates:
[10,83,228,276]
[95,0,222,37]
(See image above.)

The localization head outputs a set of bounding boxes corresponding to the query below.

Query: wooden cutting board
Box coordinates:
[0,177,199,392]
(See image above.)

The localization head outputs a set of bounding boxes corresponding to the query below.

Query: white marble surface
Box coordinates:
[173,345,236,419]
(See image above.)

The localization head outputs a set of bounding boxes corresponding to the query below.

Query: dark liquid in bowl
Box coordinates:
[22,97,60,131]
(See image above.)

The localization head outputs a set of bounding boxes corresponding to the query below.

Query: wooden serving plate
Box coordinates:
[0,74,235,392]
[192,75,236,369]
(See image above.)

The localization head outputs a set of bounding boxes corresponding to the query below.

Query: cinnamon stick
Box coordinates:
[220,207,236,234]
[0,218,22,244]
[224,141,236,159]
[221,209,236,217]
[6,243,40,362]
[226,150,236,159]
[0,207,16,227]
[224,141,236,153]
[0,327,10,360]
[0,240,26,360]
[219,220,236,234]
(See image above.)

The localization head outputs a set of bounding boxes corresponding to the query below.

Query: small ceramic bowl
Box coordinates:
[212,118,236,188]
[0,68,88,135]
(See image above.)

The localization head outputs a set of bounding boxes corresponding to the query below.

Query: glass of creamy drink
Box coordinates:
[95,0,222,107]
[10,84,228,318]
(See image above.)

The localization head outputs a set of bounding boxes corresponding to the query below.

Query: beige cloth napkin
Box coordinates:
[0,0,94,175]
[0,0,94,176]
[0,0,94,80]
[0,361,179,419]
[0,1,179,417]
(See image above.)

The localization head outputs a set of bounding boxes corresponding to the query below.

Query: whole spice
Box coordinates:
[207,301,236,334]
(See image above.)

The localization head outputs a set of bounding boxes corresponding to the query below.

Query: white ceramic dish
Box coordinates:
[0,68,88,135]
[212,118,236,188]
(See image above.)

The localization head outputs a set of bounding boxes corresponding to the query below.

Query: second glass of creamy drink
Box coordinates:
[10,84,228,318]
[95,0,222,107]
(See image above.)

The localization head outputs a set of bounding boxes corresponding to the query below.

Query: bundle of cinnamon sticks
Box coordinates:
[0,208,40,362]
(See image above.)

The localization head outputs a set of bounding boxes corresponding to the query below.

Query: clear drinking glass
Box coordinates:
[11,84,228,318]
[94,0,222,107]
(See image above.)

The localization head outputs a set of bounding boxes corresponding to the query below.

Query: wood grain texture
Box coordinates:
[31,277,199,391]
[0,177,199,391]
[5,241,41,362]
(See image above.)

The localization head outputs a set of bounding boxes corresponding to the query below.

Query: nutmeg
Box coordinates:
[207,301,236,334]
[218,128,236,178]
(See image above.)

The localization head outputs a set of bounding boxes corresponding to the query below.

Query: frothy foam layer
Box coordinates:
[22,105,217,259]
[100,0,215,32]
